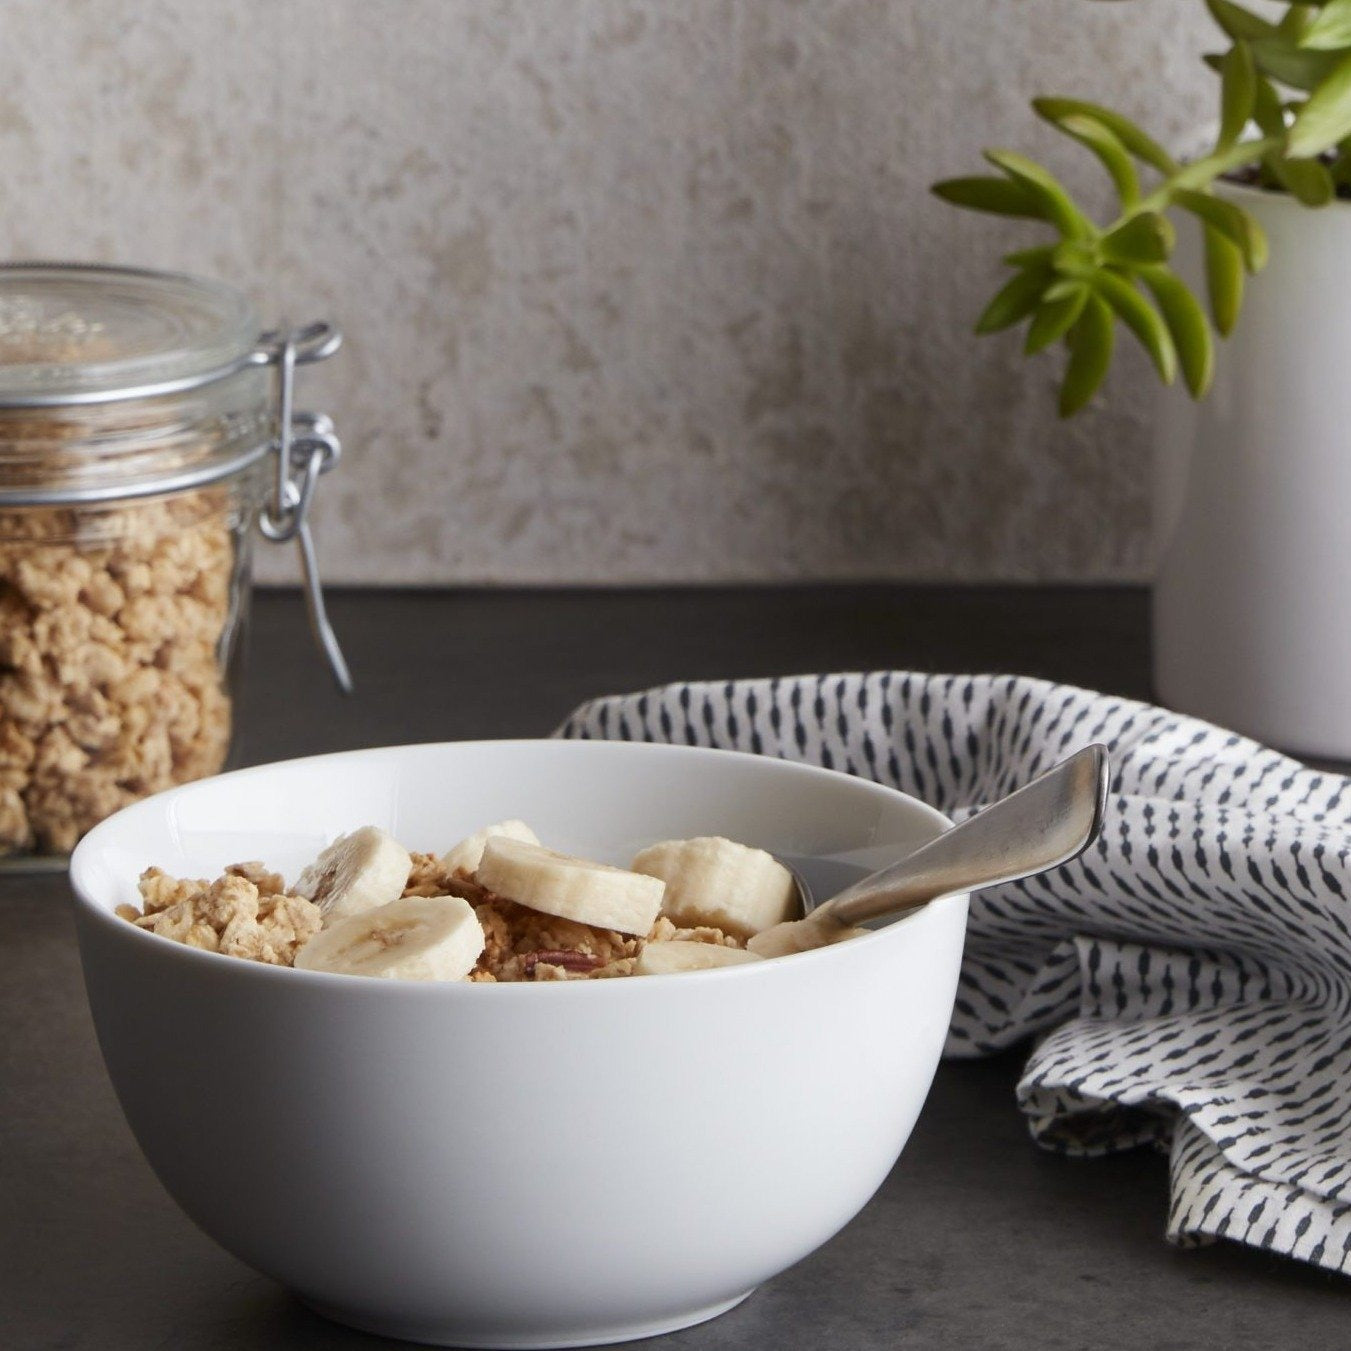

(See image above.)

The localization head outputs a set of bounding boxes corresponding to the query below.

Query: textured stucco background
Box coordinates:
[0,0,1216,583]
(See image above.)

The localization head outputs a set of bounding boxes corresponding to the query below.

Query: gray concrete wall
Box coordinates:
[0,1,1216,582]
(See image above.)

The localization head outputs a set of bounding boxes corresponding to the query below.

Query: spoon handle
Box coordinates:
[826,744,1109,929]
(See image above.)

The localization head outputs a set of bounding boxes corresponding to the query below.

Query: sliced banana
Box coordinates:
[477,837,664,936]
[630,836,798,938]
[747,912,869,959]
[294,895,484,981]
[293,826,412,926]
[635,940,763,977]
[441,819,539,876]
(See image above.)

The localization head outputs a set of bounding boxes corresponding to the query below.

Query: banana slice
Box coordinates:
[635,940,763,976]
[630,837,798,938]
[747,912,869,959]
[294,895,484,981]
[477,837,664,936]
[293,826,412,925]
[441,819,539,876]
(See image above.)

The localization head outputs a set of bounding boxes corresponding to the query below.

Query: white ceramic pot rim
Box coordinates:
[69,737,960,998]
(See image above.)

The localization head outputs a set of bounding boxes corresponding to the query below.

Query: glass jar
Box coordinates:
[0,264,347,867]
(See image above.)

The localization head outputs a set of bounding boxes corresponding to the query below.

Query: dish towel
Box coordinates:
[557,672,1351,1274]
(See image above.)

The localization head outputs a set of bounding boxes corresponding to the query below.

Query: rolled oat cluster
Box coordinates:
[0,493,237,856]
[119,863,321,965]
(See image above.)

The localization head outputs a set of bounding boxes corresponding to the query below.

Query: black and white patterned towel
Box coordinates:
[558,672,1351,1273]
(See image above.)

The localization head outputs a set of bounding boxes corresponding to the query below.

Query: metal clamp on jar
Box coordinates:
[0,263,351,865]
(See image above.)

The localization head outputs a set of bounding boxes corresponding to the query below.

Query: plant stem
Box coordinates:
[1120,136,1282,224]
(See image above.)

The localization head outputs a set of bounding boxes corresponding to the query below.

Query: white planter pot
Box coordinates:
[1153,182,1351,758]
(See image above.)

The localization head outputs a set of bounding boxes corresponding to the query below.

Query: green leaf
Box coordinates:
[1219,42,1258,148]
[975,268,1051,334]
[1288,48,1351,155]
[1054,113,1141,206]
[1280,5,1317,43]
[1250,71,1335,204]
[1059,295,1115,417]
[1025,285,1089,355]
[1092,269,1178,384]
[1003,246,1056,269]
[1206,0,1277,43]
[1139,265,1216,398]
[1203,224,1245,334]
[1266,150,1336,203]
[1172,189,1269,270]
[931,176,1044,218]
[1100,212,1176,266]
[1032,97,1177,174]
[1251,72,1289,135]
[1300,0,1351,50]
[983,150,1095,238]
[1251,37,1342,90]
[1051,239,1099,278]
[1044,278,1087,303]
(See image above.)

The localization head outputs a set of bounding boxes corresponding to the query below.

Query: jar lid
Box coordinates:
[0,263,261,406]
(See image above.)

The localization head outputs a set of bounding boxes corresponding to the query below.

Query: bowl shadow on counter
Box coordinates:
[227,1281,781,1350]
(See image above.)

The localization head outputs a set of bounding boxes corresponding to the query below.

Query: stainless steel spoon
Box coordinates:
[750,743,1109,956]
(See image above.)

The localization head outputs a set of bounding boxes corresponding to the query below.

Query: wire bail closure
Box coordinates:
[252,322,352,695]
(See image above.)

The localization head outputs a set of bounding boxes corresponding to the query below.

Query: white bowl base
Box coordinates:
[300,1287,757,1348]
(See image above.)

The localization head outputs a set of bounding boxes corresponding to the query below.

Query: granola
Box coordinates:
[399,850,738,981]
[0,492,237,855]
[121,828,766,980]
[118,865,321,966]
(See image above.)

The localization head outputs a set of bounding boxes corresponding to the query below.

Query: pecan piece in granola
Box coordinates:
[522,949,605,978]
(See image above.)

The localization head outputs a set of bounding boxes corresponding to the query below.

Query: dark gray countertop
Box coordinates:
[4,585,1349,1350]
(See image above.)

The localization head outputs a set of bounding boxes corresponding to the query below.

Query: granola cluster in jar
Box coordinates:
[0,326,261,860]
[0,263,335,862]
[0,490,240,855]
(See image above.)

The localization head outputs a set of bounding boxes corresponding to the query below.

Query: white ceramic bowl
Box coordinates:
[71,740,968,1349]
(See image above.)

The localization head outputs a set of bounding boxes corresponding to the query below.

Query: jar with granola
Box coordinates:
[0,264,348,866]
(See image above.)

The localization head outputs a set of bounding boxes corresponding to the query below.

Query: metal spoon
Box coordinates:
[750,743,1109,956]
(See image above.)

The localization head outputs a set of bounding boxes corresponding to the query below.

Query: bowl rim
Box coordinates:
[69,737,965,995]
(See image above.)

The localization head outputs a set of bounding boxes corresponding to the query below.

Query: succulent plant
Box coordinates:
[934,1,1351,415]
